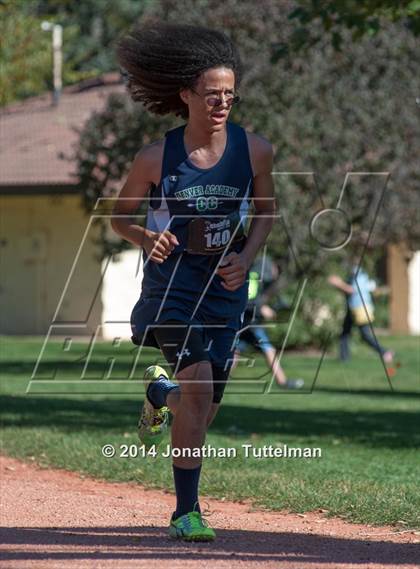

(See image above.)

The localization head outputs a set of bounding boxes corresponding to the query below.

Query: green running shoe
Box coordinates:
[169,503,216,542]
[138,365,170,450]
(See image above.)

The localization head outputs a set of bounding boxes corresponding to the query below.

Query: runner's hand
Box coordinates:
[217,252,249,291]
[143,229,179,263]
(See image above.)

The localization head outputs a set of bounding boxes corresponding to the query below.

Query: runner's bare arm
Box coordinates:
[111,145,179,263]
[110,147,154,247]
[240,137,276,269]
[217,136,276,291]
[328,275,354,295]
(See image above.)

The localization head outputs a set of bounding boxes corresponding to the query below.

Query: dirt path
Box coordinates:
[0,455,418,569]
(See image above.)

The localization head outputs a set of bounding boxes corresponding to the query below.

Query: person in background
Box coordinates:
[328,263,394,363]
[231,254,305,389]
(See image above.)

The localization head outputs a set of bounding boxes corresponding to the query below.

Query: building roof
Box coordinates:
[0,73,124,190]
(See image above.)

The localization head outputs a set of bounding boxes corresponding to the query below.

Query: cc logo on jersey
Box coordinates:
[196,196,218,211]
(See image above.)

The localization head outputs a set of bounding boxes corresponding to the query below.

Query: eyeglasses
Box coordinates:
[190,87,240,107]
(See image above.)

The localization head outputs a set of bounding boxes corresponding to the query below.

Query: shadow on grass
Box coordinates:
[0,525,418,565]
[1,395,419,449]
[312,386,420,398]
[0,359,148,379]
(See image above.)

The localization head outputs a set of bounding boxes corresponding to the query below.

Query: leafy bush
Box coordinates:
[267,277,344,350]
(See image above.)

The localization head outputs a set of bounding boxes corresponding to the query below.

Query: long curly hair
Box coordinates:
[115,21,243,119]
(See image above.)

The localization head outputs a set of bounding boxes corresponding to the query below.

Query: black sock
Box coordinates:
[147,376,178,409]
[172,463,202,519]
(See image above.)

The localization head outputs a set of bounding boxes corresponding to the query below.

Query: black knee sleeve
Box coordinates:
[211,363,231,404]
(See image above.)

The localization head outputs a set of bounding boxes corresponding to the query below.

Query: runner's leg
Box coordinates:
[340,307,353,361]
[153,321,213,519]
[166,388,220,428]
[358,324,388,356]
[202,325,238,427]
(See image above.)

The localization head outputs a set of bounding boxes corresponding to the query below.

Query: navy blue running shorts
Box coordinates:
[152,319,237,404]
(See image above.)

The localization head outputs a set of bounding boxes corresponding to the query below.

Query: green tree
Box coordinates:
[0,0,51,105]
[1,0,150,106]
[31,0,151,74]
[272,0,420,59]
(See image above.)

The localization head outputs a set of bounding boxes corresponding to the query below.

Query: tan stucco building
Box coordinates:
[0,74,125,337]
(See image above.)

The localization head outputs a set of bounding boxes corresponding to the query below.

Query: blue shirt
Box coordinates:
[347,267,376,310]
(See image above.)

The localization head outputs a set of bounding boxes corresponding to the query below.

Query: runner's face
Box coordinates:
[181,67,236,127]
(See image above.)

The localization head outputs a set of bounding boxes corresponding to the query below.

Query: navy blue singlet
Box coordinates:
[130,120,254,349]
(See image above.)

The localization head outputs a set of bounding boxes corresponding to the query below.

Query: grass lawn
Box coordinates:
[1,333,419,529]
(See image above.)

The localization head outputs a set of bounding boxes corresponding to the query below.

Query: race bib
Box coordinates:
[186,211,245,255]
